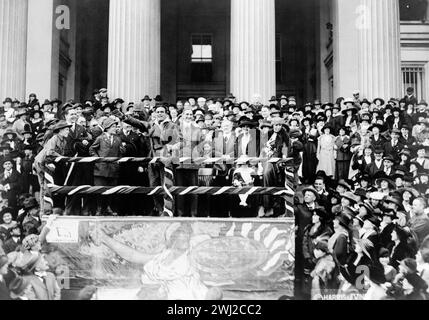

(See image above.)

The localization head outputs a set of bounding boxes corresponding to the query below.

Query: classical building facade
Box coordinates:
[0,0,428,105]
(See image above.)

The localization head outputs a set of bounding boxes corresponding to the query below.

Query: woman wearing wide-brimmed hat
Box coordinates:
[395,187,420,214]
[328,211,352,266]
[342,98,359,129]
[375,174,396,195]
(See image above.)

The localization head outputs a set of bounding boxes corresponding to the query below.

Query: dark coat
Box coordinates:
[379,223,395,249]
[89,133,123,178]
[383,140,404,159]
[0,279,11,300]
[365,160,385,178]
[2,237,21,254]
[267,128,290,158]
[389,241,414,270]
[64,124,93,186]
[400,134,417,146]
[335,136,351,161]
[369,135,387,150]
[386,116,405,131]
[404,94,418,107]
[302,223,333,269]
[0,170,21,209]
[331,114,345,135]
[295,204,316,243]
[64,124,91,157]
[301,134,318,183]
[117,130,139,185]
[332,232,349,266]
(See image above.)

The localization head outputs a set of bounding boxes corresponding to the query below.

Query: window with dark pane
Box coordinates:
[191,34,213,82]
[399,0,428,21]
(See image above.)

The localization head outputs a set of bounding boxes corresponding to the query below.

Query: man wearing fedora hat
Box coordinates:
[22,253,61,300]
[33,120,71,210]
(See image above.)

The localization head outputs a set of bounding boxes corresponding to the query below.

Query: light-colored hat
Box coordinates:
[344,97,354,104]
[102,118,118,130]
[369,192,385,201]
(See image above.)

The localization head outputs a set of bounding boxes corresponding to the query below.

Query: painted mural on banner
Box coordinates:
[45,217,294,300]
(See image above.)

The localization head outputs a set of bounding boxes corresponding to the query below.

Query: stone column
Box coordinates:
[25,0,55,101]
[358,0,401,99]
[0,0,28,101]
[332,0,401,99]
[332,0,360,99]
[107,0,161,104]
[230,0,276,104]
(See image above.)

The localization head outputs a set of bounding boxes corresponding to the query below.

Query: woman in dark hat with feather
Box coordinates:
[301,207,334,299]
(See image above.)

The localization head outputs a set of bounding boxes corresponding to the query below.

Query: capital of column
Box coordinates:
[230,0,276,105]
[107,0,161,104]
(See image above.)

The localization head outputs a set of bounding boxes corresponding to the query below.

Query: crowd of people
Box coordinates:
[0,86,428,299]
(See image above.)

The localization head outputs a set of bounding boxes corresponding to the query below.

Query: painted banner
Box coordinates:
[45,217,294,300]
